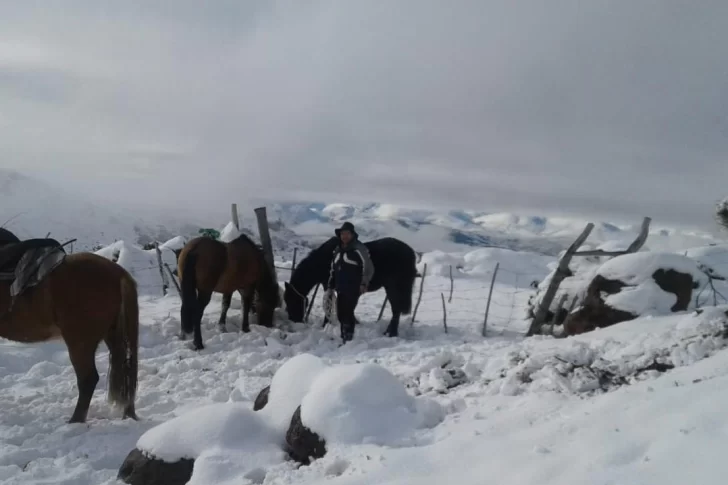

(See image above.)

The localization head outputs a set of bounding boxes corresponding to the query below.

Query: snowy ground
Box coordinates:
[1,249,728,484]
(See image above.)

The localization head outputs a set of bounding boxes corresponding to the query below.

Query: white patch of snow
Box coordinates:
[300,362,443,446]
[259,353,328,434]
[136,403,285,485]
[219,221,241,243]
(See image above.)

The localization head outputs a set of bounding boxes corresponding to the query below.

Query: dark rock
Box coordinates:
[563,275,637,335]
[564,266,697,336]
[285,406,326,465]
[253,385,270,411]
[118,448,194,485]
[651,269,693,311]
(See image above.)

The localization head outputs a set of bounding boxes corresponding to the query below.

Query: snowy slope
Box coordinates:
[0,169,202,251]
[1,239,728,483]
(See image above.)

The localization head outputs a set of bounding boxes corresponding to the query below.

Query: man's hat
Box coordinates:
[335,221,358,239]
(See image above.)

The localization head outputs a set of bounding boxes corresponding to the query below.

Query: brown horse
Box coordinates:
[177,234,279,350]
[0,229,139,423]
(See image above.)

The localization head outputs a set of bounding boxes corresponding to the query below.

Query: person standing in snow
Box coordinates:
[326,222,374,343]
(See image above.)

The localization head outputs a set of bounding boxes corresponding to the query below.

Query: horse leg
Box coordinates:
[192,291,212,351]
[218,292,232,333]
[66,339,100,423]
[241,289,253,333]
[384,288,401,337]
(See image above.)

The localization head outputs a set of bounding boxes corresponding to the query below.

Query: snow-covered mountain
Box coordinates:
[0,170,721,256]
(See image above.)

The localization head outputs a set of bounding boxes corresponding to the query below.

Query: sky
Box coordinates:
[1,0,727,229]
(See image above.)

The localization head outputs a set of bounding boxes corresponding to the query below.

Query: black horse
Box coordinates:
[284,236,418,337]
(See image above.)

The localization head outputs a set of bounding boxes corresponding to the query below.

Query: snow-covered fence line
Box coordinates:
[94,237,184,296]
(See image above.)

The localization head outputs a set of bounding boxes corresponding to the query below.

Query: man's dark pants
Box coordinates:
[336,290,360,342]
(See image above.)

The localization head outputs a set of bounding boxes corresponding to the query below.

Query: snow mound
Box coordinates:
[595,252,707,315]
[95,240,176,295]
[137,403,285,485]
[484,306,728,396]
[260,353,328,434]
[419,250,465,277]
[300,362,444,446]
[464,247,552,280]
[597,252,705,286]
[219,221,241,243]
[160,235,187,252]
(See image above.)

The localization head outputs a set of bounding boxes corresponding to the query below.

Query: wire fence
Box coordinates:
[275,252,548,337]
[104,241,728,337]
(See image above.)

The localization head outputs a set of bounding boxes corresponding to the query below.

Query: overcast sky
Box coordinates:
[2,1,727,228]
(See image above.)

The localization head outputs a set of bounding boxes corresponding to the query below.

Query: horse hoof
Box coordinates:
[218,325,228,333]
[178,332,187,341]
[241,326,251,333]
[190,342,205,351]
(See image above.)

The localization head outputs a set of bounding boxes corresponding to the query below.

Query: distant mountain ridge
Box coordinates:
[0,170,720,257]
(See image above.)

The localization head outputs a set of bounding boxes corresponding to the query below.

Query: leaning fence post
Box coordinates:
[440,293,448,334]
[377,296,388,322]
[527,223,595,336]
[291,248,298,271]
[154,242,168,296]
[482,262,500,337]
[410,263,427,325]
[164,263,182,297]
[448,265,454,303]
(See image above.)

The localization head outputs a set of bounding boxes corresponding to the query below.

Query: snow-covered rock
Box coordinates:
[259,353,328,435]
[126,403,285,485]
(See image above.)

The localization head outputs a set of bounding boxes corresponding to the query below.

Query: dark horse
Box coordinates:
[177,234,279,350]
[0,228,139,423]
[284,236,418,337]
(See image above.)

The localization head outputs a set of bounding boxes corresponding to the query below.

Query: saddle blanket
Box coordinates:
[3,246,66,298]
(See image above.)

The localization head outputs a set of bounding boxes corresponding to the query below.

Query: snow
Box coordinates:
[219,221,241,242]
[300,362,444,445]
[136,403,285,485]
[5,198,728,484]
[597,251,705,286]
[260,353,328,434]
[94,240,178,295]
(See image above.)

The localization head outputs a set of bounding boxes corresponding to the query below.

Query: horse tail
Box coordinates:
[255,255,279,328]
[396,250,418,315]
[180,251,198,334]
[107,271,139,419]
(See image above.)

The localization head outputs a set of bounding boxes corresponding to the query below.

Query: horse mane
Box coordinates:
[289,237,338,293]
[230,234,278,310]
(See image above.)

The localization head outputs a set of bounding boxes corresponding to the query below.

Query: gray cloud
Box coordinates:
[2,0,727,229]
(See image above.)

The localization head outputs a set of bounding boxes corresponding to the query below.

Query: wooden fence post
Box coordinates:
[164,263,182,297]
[410,263,427,325]
[291,248,298,271]
[231,203,240,230]
[482,262,500,337]
[448,265,454,303]
[154,242,168,296]
[305,283,320,323]
[527,223,595,336]
[440,293,448,334]
[254,206,278,286]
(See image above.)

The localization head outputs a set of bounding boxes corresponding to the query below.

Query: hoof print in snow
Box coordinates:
[253,385,270,411]
[285,406,327,465]
[117,448,194,485]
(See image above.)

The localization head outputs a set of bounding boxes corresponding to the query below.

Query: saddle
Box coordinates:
[0,238,63,273]
[0,238,66,302]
